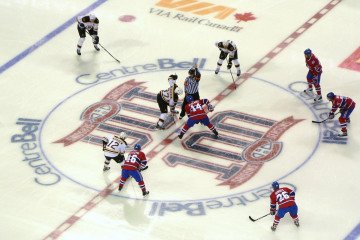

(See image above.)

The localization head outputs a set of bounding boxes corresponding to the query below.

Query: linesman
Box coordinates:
[179,65,201,119]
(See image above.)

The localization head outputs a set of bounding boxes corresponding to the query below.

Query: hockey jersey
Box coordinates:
[122,150,147,170]
[160,84,179,106]
[185,99,211,120]
[305,54,322,75]
[77,15,99,31]
[103,135,127,158]
[215,40,237,58]
[270,187,296,209]
[330,96,356,113]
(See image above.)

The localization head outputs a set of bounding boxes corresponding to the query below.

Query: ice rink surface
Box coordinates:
[0,0,360,239]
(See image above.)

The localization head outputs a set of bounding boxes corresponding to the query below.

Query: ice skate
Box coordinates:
[303,88,313,95]
[77,48,81,56]
[142,191,150,197]
[294,219,300,227]
[178,133,184,139]
[155,124,165,130]
[338,131,347,137]
[237,70,241,77]
[215,69,219,74]
[94,44,100,51]
[271,224,277,231]
[103,166,110,172]
[313,95,323,102]
[213,129,219,139]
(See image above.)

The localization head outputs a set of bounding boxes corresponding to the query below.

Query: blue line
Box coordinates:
[0,0,107,75]
[344,222,360,240]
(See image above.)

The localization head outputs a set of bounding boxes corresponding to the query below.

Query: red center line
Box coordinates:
[43,1,342,239]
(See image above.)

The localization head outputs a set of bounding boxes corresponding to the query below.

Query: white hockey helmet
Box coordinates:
[175,87,183,95]
[89,14,96,21]
[119,132,127,139]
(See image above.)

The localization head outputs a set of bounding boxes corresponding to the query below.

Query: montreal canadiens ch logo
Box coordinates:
[52,77,304,192]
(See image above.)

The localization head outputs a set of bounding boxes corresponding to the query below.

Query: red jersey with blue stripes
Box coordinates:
[305,54,322,75]
[122,150,147,170]
[270,187,296,209]
[330,96,356,113]
[185,99,210,120]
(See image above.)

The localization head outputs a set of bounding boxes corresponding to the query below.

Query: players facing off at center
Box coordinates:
[102,132,127,171]
[269,181,299,231]
[156,74,183,129]
[326,92,356,137]
[303,48,323,102]
[76,13,100,55]
[118,144,149,197]
[214,40,241,77]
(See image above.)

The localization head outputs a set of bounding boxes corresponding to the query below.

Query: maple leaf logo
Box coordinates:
[234,12,256,23]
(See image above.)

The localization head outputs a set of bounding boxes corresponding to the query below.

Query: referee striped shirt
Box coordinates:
[184,69,200,94]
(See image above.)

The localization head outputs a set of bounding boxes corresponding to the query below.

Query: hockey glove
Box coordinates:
[270,209,276,215]
[328,112,335,119]
[207,104,214,112]
[227,62,232,69]
[92,35,99,44]
[140,166,148,172]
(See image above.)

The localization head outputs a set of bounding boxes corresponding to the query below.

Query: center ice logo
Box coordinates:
[55,80,303,189]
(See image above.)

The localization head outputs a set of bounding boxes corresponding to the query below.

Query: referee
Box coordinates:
[179,65,201,119]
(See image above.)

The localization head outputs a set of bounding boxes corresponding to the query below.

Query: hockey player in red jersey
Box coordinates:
[303,48,323,102]
[327,92,356,137]
[270,181,299,231]
[118,144,149,197]
[178,95,218,139]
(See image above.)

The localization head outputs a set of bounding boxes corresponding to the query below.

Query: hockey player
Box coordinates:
[156,74,183,129]
[178,95,218,139]
[76,13,100,55]
[102,132,127,171]
[303,48,323,102]
[118,144,149,197]
[270,181,299,231]
[326,92,356,137]
[179,65,201,119]
[214,40,241,77]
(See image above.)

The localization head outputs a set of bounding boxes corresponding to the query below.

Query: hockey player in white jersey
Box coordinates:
[76,13,100,55]
[102,132,127,171]
[215,40,241,77]
[156,74,183,129]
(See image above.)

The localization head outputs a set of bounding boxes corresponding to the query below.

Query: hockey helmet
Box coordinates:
[186,95,194,103]
[134,143,141,150]
[168,74,178,81]
[188,68,195,76]
[228,43,235,51]
[175,87,183,95]
[119,132,127,140]
[89,14,96,21]
[327,92,335,101]
[304,48,312,55]
[272,181,279,190]
[216,41,224,48]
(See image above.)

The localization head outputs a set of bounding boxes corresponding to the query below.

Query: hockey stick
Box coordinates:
[249,213,271,222]
[86,30,121,63]
[226,57,236,89]
[312,111,340,123]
